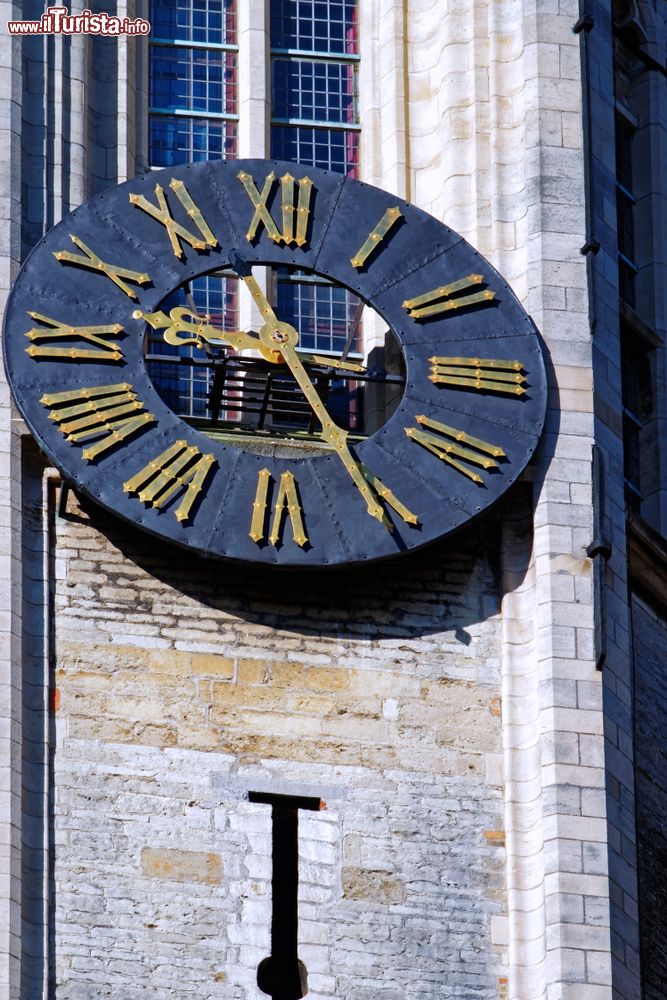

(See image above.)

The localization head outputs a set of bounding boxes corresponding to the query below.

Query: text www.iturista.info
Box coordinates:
[7,6,150,35]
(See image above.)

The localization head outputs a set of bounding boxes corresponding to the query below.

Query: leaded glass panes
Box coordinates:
[149,116,237,167]
[270,0,358,54]
[151,0,236,46]
[276,273,361,355]
[270,0,359,177]
[271,124,357,175]
[150,47,237,116]
[148,0,238,175]
[273,57,356,123]
[270,121,359,176]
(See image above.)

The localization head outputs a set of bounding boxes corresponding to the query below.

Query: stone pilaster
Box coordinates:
[0,4,24,995]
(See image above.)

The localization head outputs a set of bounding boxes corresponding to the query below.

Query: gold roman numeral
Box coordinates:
[53,235,151,299]
[406,414,505,484]
[129,178,218,259]
[24,312,124,361]
[429,356,527,395]
[249,468,308,548]
[123,441,215,523]
[403,274,495,320]
[238,170,314,247]
[350,206,402,269]
[40,383,155,461]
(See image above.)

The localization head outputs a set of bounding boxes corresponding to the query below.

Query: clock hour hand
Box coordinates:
[134,305,267,355]
[308,354,367,374]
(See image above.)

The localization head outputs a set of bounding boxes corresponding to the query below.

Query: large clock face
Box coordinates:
[3,159,546,568]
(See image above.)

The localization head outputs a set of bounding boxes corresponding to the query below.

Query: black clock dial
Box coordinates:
[3,159,547,568]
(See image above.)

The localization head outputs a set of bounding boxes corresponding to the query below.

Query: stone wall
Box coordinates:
[404,1,615,995]
[50,492,508,998]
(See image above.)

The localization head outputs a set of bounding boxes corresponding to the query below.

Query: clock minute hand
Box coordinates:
[239,272,417,530]
[277,341,393,529]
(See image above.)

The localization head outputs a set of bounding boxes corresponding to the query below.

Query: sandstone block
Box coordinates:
[190,653,234,678]
[140,847,222,885]
[342,867,406,905]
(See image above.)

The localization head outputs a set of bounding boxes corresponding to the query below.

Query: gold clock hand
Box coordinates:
[307,354,366,373]
[237,267,416,529]
[230,274,294,363]
[239,273,362,371]
[134,305,266,354]
[235,267,355,364]
[239,272,279,325]
[277,340,394,528]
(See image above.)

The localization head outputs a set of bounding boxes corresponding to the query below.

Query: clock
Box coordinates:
[3,159,546,568]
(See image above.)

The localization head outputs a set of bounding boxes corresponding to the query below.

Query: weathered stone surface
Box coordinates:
[341,868,406,905]
[140,848,223,885]
[50,500,506,998]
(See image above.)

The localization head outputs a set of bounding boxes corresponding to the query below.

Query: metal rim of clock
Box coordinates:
[2,158,547,568]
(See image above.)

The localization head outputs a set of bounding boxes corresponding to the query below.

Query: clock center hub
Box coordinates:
[261,320,298,351]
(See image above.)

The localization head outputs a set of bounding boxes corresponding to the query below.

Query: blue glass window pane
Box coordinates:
[150,0,236,46]
[270,0,358,55]
[276,276,361,355]
[150,47,237,116]
[272,57,356,124]
[271,124,358,176]
[149,116,237,166]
